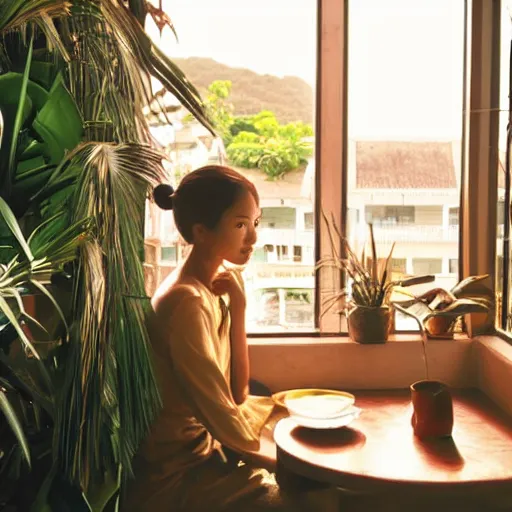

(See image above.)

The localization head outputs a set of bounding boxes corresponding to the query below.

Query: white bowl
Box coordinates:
[290,406,362,429]
[284,390,355,420]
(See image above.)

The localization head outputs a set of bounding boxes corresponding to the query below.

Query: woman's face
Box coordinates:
[204,190,261,266]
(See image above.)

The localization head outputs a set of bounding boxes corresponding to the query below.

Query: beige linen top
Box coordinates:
[125,271,275,510]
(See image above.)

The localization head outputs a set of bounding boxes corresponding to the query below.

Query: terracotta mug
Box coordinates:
[410,380,453,439]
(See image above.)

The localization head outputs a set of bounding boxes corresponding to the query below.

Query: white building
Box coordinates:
[145,131,498,331]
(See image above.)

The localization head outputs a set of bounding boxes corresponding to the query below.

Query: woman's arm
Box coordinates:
[160,292,272,453]
[228,299,250,404]
[212,271,249,405]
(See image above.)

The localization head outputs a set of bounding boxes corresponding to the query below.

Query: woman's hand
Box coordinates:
[212,271,246,310]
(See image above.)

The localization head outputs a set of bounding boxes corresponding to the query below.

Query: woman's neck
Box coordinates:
[181,246,222,289]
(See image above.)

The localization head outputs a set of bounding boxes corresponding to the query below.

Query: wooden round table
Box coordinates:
[273,390,512,508]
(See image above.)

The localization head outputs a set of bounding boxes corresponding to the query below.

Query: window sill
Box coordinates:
[474,335,512,417]
[248,333,474,392]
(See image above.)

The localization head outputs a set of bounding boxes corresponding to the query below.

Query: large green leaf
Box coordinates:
[30,60,58,90]
[0,69,51,207]
[33,73,83,164]
[0,72,49,112]
[20,140,47,160]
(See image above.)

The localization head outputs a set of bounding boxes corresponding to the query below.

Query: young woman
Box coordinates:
[123,165,336,511]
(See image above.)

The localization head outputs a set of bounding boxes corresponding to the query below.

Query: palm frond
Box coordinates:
[0,0,71,34]
[53,142,164,489]
[35,13,70,61]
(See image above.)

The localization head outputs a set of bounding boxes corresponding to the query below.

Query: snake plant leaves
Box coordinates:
[0,196,34,261]
[0,387,31,468]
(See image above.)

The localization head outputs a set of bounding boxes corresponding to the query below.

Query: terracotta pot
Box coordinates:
[425,316,455,338]
[348,306,391,344]
[410,380,453,439]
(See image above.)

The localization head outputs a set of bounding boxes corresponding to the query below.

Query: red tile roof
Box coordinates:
[356,141,457,189]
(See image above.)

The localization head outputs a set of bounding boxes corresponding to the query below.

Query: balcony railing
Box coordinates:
[256,225,459,248]
[354,224,459,243]
[256,228,314,247]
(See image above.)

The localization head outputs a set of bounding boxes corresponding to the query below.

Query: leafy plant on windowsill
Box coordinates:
[392,275,492,339]
[317,212,434,342]
[390,277,491,381]
[318,211,434,312]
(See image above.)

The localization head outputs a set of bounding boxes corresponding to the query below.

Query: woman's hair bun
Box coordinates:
[153,184,175,210]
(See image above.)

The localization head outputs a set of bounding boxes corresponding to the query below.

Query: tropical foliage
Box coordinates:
[0,0,212,509]
[194,80,314,179]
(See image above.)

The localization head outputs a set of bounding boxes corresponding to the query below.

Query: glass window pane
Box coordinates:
[413,258,442,276]
[261,207,296,229]
[161,246,177,262]
[144,0,317,333]
[496,2,512,330]
[347,0,464,330]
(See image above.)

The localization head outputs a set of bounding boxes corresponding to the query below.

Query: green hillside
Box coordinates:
[174,57,315,124]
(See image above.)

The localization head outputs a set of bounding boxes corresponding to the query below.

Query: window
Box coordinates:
[276,245,289,261]
[496,1,512,331]
[413,258,443,276]
[161,246,177,262]
[304,212,314,231]
[144,0,316,333]
[260,207,296,229]
[448,207,459,227]
[391,258,407,276]
[144,0,501,338]
[365,206,415,226]
[345,0,464,330]
[293,245,303,263]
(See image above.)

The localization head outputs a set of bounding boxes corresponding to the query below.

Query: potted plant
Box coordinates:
[392,275,491,339]
[318,212,434,343]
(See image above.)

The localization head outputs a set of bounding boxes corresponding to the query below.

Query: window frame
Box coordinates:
[284,0,501,337]
[312,0,502,336]
[143,0,504,339]
[461,0,501,338]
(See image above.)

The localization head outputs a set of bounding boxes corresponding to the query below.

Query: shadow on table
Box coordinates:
[413,436,465,470]
[291,426,366,451]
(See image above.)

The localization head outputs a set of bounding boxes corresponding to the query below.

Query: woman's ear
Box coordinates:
[191,223,208,244]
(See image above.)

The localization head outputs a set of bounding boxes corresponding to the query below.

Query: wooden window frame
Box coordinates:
[252,0,503,337]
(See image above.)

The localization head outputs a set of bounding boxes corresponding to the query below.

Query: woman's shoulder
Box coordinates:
[152,273,211,317]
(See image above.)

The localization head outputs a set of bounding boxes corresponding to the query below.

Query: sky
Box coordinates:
[147,0,510,142]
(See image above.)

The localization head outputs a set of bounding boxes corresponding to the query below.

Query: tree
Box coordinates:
[203,80,314,178]
[204,80,234,144]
